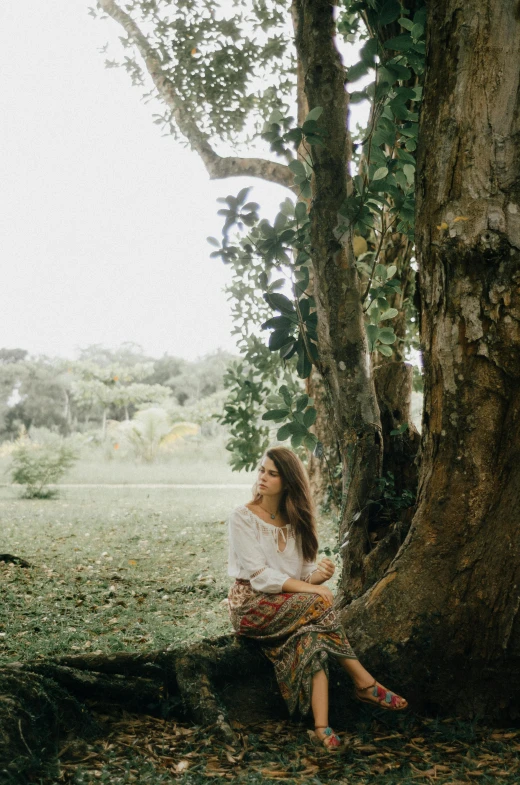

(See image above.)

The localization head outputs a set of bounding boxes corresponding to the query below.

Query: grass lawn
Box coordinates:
[1,448,518,783]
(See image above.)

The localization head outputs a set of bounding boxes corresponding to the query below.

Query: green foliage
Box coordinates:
[374,471,415,517]
[9,433,78,498]
[263,385,318,451]
[108,407,199,463]
[0,347,238,444]
[95,0,295,144]
[339,1,426,244]
[218,360,272,472]
[261,105,327,174]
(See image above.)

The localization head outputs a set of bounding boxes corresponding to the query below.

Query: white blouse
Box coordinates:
[227,504,317,593]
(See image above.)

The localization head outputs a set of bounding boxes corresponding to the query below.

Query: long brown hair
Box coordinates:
[253,446,318,562]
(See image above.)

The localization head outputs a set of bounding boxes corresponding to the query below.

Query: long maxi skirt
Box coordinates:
[228,579,357,716]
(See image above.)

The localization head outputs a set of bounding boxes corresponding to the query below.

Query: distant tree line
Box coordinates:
[0,344,235,441]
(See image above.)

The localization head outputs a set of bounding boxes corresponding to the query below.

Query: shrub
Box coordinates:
[107,408,199,462]
[9,434,78,498]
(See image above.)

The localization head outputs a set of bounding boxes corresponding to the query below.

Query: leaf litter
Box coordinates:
[54,710,520,785]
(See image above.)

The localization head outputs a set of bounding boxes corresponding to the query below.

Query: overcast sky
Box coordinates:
[1,1,289,361]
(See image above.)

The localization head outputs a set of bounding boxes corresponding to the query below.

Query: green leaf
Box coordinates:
[295,394,309,412]
[398,17,414,30]
[279,386,292,407]
[303,407,317,428]
[267,278,286,292]
[373,166,389,181]
[262,409,290,421]
[295,201,308,222]
[236,187,251,205]
[289,160,306,177]
[403,163,415,184]
[269,330,293,351]
[207,236,220,248]
[411,23,425,40]
[390,102,410,120]
[360,38,378,65]
[264,293,295,314]
[366,323,379,348]
[349,90,368,104]
[261,316,295,330]
[304,134,326,147]
[390,421,409,435]
[393,86,417,102]
[305,106,324,123]
[296,348,312,379]
[387,265,397,278]
[277,423,293,441]
[280,341,297,360]
[273,212,287,232]
[379,0,401,26]
[300,180,312,198]
[346,60,370,82]
[397,147,417,164]
[384,34,413,51]
[291,432,304,449]
[268,110,285,125]
[378,328,397,344]
[303,432,319,451]
[386,62,412,80]
[379,308,399,321]
[375,264,388,280]
[378,344,393,357]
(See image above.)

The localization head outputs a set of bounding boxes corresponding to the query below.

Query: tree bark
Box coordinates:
[340,0,520,719]
[293,0,383,597]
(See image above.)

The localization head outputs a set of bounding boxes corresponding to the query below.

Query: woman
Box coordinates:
[227,446,407,752]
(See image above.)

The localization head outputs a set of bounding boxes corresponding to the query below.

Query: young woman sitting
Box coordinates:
[227,446,407,751]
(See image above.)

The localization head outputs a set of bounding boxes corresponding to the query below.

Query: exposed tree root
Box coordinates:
[0,636,278,781]
[0,555,31,568]
[0,633,365,782]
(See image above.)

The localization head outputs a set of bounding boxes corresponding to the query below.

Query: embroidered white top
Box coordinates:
[227,504,317,593]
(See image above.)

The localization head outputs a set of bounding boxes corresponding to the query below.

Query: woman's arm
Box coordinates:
[282,577,334,604]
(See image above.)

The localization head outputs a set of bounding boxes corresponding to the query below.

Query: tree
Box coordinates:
[91,0,520,717]
[341,0,520,717]
[0,355,73,440]
[93,0,415,492]
[5,2,520,778]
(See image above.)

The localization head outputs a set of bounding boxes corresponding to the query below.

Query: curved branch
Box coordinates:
[97,0,294,189]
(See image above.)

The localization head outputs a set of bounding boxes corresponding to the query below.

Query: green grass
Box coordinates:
[0,459,339,662]
[0,437,254,487]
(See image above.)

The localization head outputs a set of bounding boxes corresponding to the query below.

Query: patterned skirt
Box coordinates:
[228,580,357,716]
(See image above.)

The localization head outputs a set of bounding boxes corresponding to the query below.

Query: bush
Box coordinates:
[107,408,200,462]
[9,434,78,498]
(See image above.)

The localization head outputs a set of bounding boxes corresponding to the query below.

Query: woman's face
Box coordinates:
[257,456,284,497]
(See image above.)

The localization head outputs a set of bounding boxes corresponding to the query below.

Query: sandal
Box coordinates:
[313,726,342,752]
[355,679,408,711]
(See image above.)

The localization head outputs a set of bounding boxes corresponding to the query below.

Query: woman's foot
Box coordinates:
[314,726,342,751]
[355,679,408,711]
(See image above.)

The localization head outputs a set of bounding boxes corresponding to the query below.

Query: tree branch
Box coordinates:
[97,0,294,189]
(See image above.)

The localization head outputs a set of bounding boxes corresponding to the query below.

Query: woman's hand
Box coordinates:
[315,557,335,582]
[315,584,334,605]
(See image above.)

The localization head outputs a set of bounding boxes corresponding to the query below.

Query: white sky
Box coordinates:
[0,0,290,361]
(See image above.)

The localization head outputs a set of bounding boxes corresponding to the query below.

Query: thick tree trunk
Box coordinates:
[340,0,520,719]
[294,0,383,586]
